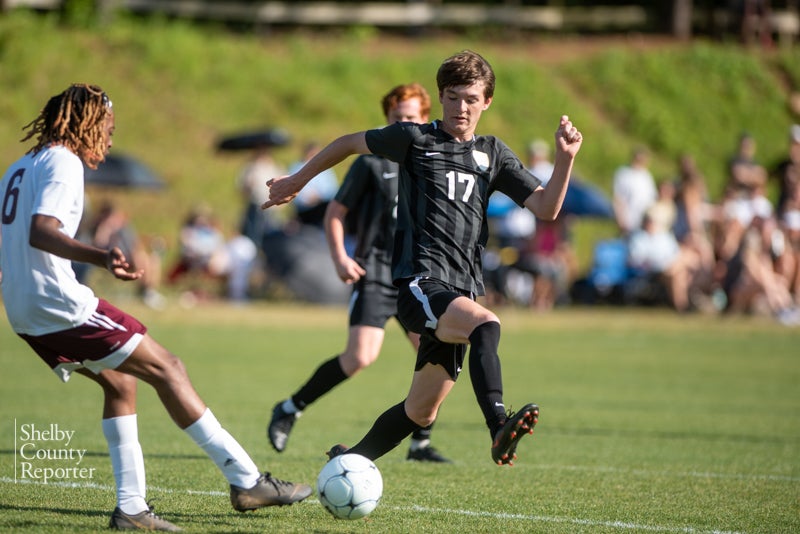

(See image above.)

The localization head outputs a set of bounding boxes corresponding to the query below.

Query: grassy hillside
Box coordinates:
[1,10,799,264]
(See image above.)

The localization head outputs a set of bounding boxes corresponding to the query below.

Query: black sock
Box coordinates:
[468,321,506,434]
[291,356,348,410]
[349,401,420,461]
[411,423,433,442]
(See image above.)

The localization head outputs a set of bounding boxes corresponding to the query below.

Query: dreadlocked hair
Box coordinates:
[21,83,112,169]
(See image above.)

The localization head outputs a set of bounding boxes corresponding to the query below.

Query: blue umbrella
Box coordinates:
[488,178,613,219]
[561,179,613,218]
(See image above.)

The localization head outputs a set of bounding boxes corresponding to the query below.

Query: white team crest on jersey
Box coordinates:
[472,150,490,171]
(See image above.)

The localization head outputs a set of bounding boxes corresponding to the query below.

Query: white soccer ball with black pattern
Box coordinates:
[317,453,383,520]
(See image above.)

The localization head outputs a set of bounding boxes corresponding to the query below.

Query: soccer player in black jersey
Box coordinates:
[267,83,451,463]
[264,50,583,466]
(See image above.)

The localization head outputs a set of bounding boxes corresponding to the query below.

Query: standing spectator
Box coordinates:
[264,50,584,466]
[268,82,451,463]
[673,154,720,310]
[730,0,774,47]
[288,141,339,227]
[674,154,716,269]
[237,144,286,245]
[612,146,657,236]
[773,124,800,217]
[0,83,311,531]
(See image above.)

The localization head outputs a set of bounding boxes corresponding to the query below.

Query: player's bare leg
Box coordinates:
[114,334,312,512]
[80,369,180,531]
[404,364,455,428]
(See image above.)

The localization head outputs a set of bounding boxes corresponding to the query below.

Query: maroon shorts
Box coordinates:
[18,299,147,382]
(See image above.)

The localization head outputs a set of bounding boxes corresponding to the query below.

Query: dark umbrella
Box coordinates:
[216,128,291,151]
[84,153,165,189]
[561,179,613,218]
[261,225,350,305]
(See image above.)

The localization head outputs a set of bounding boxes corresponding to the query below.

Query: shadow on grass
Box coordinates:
[0,501,303,532]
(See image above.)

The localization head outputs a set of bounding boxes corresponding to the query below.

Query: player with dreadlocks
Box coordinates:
[0,84,312,531]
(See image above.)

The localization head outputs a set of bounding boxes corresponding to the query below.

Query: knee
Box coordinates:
[99,372,137,400]
[141,351,189,389]
[404,402,437,428]
[157,353,189,383]
[339,349,379,376]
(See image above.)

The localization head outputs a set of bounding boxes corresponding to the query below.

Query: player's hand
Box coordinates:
[335,256,366,284]
[106,247,143,281]
[262,175,299,209]
[555,115,583,157]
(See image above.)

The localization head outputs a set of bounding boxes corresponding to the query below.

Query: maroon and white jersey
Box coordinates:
[1,145,98,335]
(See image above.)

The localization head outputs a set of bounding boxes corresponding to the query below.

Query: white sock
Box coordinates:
[409,438,430,451]
[184,408,260,489]
[281,398,301,415]
[102,414,148,515]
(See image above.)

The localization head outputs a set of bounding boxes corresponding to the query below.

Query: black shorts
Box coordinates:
[348,278,401,329]
[396,277,469,380]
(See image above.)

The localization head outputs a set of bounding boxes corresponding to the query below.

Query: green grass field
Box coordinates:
[1,300,798,533]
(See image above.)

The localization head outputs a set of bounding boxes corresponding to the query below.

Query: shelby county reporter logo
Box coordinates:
[14,420,96,483]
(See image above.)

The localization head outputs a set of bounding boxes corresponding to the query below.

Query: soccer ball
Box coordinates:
[317,453,383,520]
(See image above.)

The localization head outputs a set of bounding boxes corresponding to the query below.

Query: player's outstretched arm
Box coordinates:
[29,214,143,281]
[524,115,583,220]
[262,132,370,209]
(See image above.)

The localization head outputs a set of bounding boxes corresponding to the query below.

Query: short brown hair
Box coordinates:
[436,50,495,99]
[381,82,431,119]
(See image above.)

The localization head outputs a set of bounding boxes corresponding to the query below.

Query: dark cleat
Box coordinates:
[267,401,300,452]
[406,445,453,463]
[491,403,539,466]
[325,444,349,460]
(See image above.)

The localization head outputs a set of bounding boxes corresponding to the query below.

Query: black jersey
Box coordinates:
[365,120,541,295]
[334,154,399,287]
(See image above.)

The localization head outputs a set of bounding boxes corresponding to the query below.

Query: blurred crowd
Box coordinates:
[63,123,800,327]
[484,124,800,326]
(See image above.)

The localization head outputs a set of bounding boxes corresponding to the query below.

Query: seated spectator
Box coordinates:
[776,181,800,305]
[88,200,166,309]
[722,213,800,325]
[516,216,577,310]
[717,132,773,263]
[627,213,701,313]
[167,205,257,302]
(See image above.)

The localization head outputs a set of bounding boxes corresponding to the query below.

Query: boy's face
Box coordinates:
[387,97,428,125]
[102,110,116,155]
[83,110,115,170]
[438,82,492,141]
